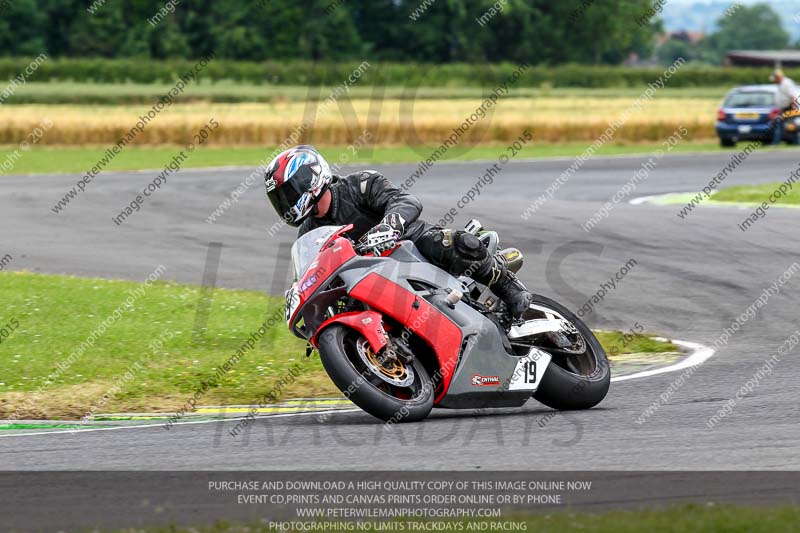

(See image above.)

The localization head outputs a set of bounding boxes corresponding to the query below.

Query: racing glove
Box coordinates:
[358,213,406,253]
[381,212,406,235]
[358,223,400,253]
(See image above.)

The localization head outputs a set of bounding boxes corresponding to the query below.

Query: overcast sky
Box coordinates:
[661,0,799,38]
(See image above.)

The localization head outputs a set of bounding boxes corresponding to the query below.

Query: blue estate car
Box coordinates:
[716,84,800,147]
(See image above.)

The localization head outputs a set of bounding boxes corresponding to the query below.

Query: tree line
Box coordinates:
[0,0,793,65]
[0,0,657,63]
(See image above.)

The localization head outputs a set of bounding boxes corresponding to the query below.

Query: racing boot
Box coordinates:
[473,257,533,319]
[490,268,533,320]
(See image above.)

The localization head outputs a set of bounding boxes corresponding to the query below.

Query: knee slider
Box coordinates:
[454,231,487,261]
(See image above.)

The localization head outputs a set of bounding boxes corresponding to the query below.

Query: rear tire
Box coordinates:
[317,325,434,422]
[530,295,610,410]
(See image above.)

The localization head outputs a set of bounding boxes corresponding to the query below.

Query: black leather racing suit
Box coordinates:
[298,170,513,294]
[299,171,432,243]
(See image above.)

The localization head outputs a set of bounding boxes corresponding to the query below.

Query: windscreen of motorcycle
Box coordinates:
[290,225,344,281]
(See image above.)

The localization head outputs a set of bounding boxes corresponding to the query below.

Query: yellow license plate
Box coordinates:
[734,113,760,120]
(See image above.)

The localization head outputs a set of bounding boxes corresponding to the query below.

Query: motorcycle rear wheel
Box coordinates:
[317,324,434,422]
[528,295,611,410]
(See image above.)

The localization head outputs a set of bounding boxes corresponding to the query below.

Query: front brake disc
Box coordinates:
[356,338,415,387]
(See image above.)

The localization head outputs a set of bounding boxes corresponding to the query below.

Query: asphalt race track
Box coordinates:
[2,149,800,471]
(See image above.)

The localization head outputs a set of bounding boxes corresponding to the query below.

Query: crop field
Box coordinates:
[0,93,721,147]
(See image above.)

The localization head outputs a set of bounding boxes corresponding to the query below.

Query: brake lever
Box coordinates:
[353,241,371,255]
[353,231,400,256]
[356,245,379,256]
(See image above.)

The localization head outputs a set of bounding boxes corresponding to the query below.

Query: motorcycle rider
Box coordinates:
[770,69,800,145]
[264,145,533,318]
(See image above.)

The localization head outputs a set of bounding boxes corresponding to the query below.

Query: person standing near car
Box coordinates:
[770,69,799,144]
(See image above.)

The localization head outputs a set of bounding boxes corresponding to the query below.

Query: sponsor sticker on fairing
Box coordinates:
[471,374,501,387]
[285,285,300,324]
[299,274,318,294]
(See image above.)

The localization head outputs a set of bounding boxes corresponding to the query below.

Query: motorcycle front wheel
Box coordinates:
[317,324,434,422]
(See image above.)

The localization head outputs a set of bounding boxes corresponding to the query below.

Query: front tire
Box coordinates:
[529,295,611,410]
[317,325,434,422]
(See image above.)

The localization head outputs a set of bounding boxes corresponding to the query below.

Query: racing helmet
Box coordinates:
[264,145,333,226]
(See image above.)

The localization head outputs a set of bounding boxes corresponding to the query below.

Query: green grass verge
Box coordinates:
[0,271,325,419]
[712,183,800,206]
[639,183,800,209]
[99,505,800,533]
[3,83,729,105]
[594,331,678,355]
[0,142,726,175]
[0,272,677,419]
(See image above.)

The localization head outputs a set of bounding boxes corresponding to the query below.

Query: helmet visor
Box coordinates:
[267,177,306,226]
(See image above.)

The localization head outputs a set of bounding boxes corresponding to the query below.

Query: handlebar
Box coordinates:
[331,230,380,255]
[353,238,399,256]
[353,241,375,254]
[352,226,401,256]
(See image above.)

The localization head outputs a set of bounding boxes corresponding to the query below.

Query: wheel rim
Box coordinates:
[342,332,425,401]
[355,338,415,387]
[516,303,599,378]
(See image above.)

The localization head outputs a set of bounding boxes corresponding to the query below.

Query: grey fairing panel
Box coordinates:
[334,241,533,409]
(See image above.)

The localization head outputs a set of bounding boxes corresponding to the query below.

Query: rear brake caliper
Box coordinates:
[546,320,585,354]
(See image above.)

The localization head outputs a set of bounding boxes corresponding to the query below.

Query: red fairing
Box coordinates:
[349,273,463,404]
[322,224,354,249]
[298,237,355,296]
[311,310,389,352]
[289,233,357,327]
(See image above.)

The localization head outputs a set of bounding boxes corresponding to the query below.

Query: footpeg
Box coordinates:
[464,219,484,235]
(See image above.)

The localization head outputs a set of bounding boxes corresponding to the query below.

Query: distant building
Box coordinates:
[670,30,705,45]
[725,50,800,68]
[655,30,705,47]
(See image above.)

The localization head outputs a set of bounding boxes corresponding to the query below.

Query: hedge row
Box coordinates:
[0,57,794,88]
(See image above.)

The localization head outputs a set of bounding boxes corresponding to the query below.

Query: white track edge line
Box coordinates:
[611,338,714,382]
